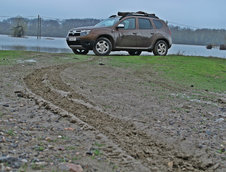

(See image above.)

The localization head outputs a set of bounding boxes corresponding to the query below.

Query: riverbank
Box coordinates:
[0,51,225,171]
[0,34,226,58]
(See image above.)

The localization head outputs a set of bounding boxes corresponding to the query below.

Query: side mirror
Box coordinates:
[116,23,125,29]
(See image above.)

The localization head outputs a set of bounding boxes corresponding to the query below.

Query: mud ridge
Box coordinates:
[17,88,149,172]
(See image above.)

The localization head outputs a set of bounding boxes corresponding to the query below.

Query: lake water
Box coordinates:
[0,34,225,58]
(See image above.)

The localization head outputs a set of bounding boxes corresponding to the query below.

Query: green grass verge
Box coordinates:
[1,50,225,92]
[0,50,89,65]
[0,51,25,65]
[107,55,226,92]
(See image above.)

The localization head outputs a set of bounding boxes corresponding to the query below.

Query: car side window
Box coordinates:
[120,18,136,30]
[153,19,163,29]
[138,18,153,29]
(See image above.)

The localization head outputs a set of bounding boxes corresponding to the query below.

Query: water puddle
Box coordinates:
[17,59,37,63]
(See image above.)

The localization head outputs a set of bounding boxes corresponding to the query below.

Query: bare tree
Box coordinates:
[11,16,27,37]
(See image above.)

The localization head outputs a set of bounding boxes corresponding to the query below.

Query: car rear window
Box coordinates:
[153,19,163,29]
[138,18,153,29]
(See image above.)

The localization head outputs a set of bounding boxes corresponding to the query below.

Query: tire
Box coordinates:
[128,50,142,56]
[93,37,112,56]
[72,49,89,55]
[153,40,168,56]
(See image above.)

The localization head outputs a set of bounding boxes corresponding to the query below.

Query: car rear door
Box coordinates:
[136,18,155,48]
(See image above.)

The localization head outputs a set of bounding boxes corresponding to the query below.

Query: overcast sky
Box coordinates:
[1,0,225,29]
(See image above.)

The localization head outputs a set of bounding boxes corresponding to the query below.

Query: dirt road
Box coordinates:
[1,53,225,171]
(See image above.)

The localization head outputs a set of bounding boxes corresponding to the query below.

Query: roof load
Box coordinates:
[117,11,159,19]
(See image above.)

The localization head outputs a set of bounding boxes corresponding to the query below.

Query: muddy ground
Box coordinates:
[0,52,225,172]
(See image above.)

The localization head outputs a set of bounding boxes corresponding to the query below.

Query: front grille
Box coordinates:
[68,33,80,36]
[67,40,81,45]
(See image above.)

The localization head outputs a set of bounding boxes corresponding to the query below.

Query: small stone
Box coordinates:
[35,161,47,166]
[169,120,175,125]
[45,137,52,141]
[86,151,93,156]
[5,167,12,171]
[220,148,225,153]
[17,93,23,98]
[3,104,9,107]
[220,108,226,112]
[182,105,192,109]
[64,127,75,131]
[10,143,18,148]
[99,62,105,65]
[58,146,65,151]
[48,145,54,149]
[206,130,212,136]
[217,98,225,104]
[197,144,203,149]
[96,134,102,140]
[215,118,224,123]
[0,136,6,143]
[58,135,62,139]
[21,159,28,163]
[212,163,220,170]
[67,163,83,172]
[34,157,40,162]
[0,156,22,168]
[168,161,173,169]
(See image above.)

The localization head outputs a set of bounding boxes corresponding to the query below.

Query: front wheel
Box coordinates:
[128,50,142,56]
[153,40,168,56]
[93,37,112,56]
[72,49,89,55]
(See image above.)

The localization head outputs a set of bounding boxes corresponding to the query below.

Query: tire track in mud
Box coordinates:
[24,61,207,171]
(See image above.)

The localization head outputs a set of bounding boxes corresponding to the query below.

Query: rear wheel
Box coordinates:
[153,40,168,56]
[128,50,142,56]
[72,49,89,55]
[93,37,112,56]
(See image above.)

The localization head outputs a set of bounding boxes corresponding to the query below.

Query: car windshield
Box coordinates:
[95,17,120,27]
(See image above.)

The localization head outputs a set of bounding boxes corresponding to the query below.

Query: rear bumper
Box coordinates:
[66,37,94,50]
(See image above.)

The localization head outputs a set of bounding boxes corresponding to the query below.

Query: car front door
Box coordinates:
[115,17,137,48]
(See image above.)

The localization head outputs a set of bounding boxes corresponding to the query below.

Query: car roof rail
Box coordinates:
[109,15,117,18]
[118,11,159,19]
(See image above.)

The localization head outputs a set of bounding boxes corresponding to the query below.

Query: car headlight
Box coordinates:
[80,30,91,36]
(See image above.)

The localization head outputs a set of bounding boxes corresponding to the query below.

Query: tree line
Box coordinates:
[170,26,226,45]
[0,17,101,37]
[0,17,225,45]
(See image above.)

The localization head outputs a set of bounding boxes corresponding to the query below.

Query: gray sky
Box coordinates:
[1,0,225,29]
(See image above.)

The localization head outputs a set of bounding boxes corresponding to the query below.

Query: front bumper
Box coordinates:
[66,37,94,50]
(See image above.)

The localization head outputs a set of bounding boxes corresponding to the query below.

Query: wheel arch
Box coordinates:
[96,35,115,48]
[153,38,170,49]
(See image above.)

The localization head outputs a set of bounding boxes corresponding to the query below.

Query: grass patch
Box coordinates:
[31,163,45,170]
[0,51,26,65]
[65,146,76,150]
[0,50,90,65]
[35,145,45,151]
[6,129,16,136]
[107,55,226,92]
[0,111,3,118]
[95,142,105,147]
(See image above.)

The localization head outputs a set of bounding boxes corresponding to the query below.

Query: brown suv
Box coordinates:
[66,11,172,56]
